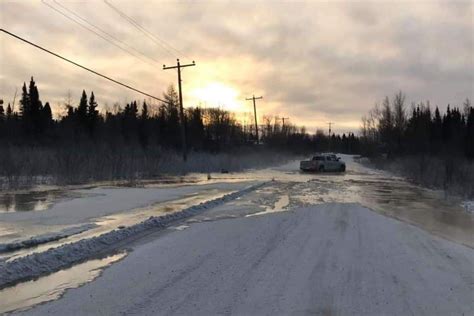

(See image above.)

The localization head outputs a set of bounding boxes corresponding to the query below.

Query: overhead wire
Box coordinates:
[51,0,162,65]
[41,0,156,67]
[103,0,191,60]
[0,28,168,103]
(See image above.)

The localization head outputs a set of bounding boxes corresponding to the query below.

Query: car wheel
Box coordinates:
[319,165,325,172]
[340,165,346,172]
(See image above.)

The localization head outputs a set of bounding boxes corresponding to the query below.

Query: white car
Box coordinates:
[300,154,346,172]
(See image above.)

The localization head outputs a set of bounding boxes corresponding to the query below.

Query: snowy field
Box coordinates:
[0,155,473,315]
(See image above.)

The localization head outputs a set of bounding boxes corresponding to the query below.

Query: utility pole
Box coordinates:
[10,88,17,112]
[245,95,263,144]
[163,59,196,161]
[327,122,334,152]
[281,117,289,126]
[327,122,334,136]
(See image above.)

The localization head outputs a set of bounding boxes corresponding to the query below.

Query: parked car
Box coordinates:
[300,153,346,172]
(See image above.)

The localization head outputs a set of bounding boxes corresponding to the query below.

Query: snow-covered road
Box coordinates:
[1,155,473,315]
[18,203,474,315]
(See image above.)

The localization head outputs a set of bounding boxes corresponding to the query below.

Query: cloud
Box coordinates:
[1,0,472,133]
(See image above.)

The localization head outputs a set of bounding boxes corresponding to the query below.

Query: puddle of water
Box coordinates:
[289,171,474,248]
[1,189,236,262]
[170,225,190,231]
[247,194,290,217]
[0,190,85,213]
[0,252,126,314]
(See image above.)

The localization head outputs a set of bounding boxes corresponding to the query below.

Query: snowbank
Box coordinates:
[0,182,255,226]
[0,224,96,254]
[0,182,265,289]
[461,200,474,213]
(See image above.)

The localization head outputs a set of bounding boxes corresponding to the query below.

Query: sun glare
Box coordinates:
[190,82,243,112]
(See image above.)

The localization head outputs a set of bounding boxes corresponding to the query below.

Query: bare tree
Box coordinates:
[392,90,406,150]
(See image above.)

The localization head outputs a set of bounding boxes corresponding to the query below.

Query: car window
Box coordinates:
[313,156,324,161]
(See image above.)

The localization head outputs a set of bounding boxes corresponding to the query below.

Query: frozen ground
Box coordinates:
[0,155,473,315]
[0,181,256,260]
[14,204,474,316]
[0,183,265,289]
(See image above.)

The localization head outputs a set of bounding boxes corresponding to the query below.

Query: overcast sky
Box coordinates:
[1,0,473,133]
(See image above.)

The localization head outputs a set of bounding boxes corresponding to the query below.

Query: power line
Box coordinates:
[103,0,190,60]
[50,0,161,65]
[41,0,156,67]
[0,28,168,103]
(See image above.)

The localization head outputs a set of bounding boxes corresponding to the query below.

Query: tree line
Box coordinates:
[360,91,474,159]
[0,77,361,156]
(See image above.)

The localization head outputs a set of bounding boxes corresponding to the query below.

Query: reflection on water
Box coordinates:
[1,189,235,263]
[289,170,474,248]
[0,252,126,314]
[0,190,83,213]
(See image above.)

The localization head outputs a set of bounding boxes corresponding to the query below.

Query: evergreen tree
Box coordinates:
[6,103,13,119]
[28,77,42,123]
[466,106,474,158]
[87,92,99,136]
[77,90,88,126]
[138,101,149,147]
[19,82,29,119]
[141,101,148,120]
[41,102,53,130]
[432,106,442,143]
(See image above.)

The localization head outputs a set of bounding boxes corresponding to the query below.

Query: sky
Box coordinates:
[1,0,473,134]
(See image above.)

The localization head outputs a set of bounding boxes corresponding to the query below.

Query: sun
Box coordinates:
[190,82,243,112]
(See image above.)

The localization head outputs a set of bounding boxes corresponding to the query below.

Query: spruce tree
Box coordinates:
[77,90,88,127]
[29,77,42,121]
[87,92,99,137]
[6,103,12,119]
[466,106,474,158]
[19,82,29,120]
[42,102,53,129]
[141,101,148,120]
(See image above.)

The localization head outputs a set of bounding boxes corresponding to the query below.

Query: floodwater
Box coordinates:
[0,155,473,314]
[240,157,474,248]
[0,188,237,262]
[0,252,126,314]
[0,190,85,213]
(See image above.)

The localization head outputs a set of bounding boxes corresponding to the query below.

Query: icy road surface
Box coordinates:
[17,204,474,315]
[1,155,473,315]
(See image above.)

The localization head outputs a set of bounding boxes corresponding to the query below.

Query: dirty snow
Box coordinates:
[18,203,474,316]
[0,224,96,253]
[0,182,265,289]
[462,200,474,213]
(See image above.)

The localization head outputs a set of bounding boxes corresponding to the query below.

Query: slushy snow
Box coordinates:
[0,182,265,289]
[0,224,96,253]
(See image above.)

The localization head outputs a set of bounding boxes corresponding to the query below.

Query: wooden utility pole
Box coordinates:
[163,59,196,161]
[10,88,17,112]
[327,122,334,136]
[327,122,334,152]
[245,95,263,144]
